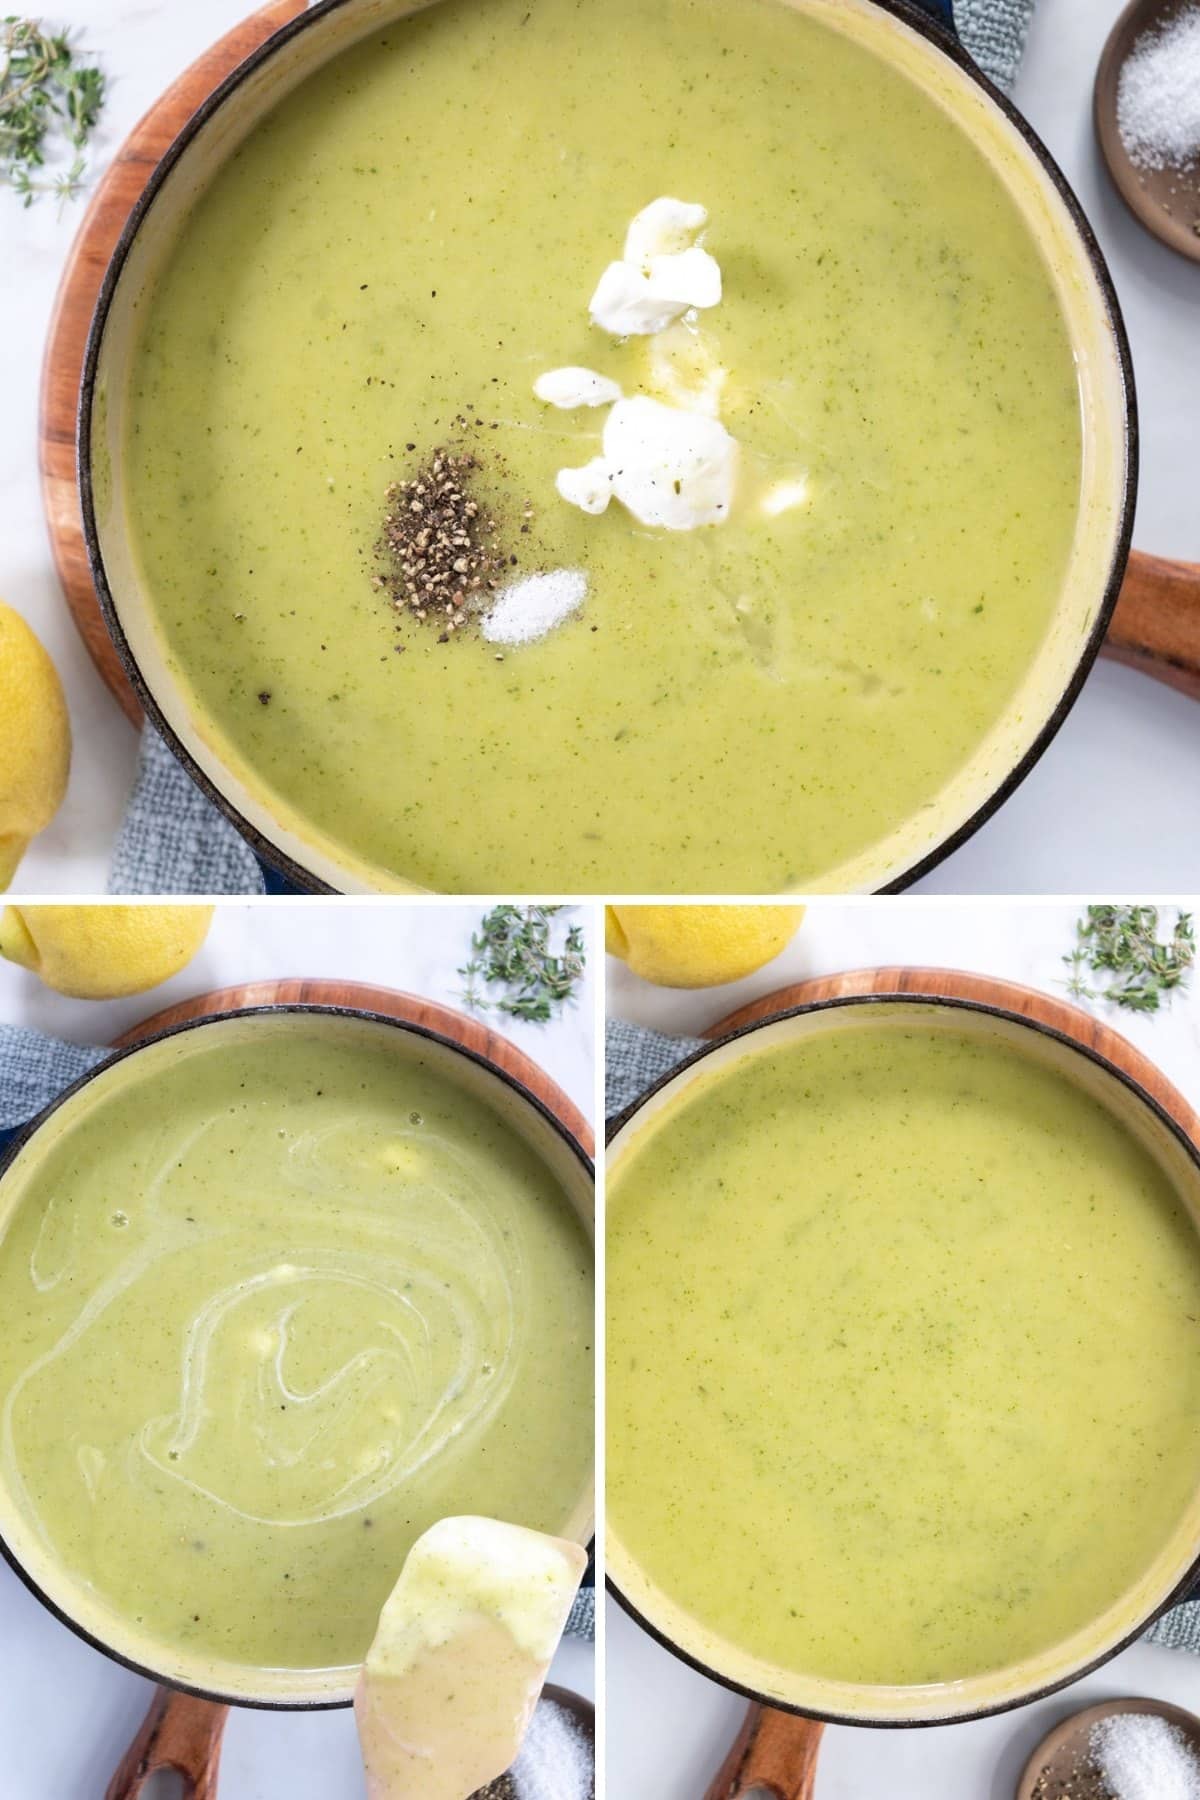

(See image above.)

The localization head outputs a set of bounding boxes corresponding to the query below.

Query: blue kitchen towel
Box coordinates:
[0,1023,596,1630]
[109,727,266,895]
[605,1019,1200,1655]
[111,0,1033,897]
[109,728,304,896]
[0,1023,104,1136]
[566,1586,595,1642]
[955,0,1036,93]
[605,1019,706,1119]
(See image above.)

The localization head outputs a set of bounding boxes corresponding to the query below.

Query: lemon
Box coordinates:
[0,904,215,999]
[605,904,804,989]
[0,603,71,889]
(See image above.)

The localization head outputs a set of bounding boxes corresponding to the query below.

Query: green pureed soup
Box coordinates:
[117,0,1085,892]
[0,1017,592,1692]
[607,1020,1200,1692]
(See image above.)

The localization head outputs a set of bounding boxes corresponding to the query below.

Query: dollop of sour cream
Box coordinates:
[589,197,721,336]
[537,197,738,532]
[556,397,737,530]
[532,367,623,410]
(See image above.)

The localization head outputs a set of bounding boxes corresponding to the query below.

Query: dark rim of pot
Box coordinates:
[0,1002,594,1712]
[77,0,1137,896]
[604,989,1200,1729]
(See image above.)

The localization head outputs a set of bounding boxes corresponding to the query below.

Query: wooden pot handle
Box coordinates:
[703,1703,824,1800]
[1104,550,1200,699]
[105,1688,229,1800]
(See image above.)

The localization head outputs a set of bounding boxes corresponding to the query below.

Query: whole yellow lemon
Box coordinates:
[0,603,71,889]
[606,904,805,989]
[0,904,215,999]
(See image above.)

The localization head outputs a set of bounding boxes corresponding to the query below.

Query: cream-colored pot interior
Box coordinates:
[0,1010,594,1708]
[606,1000,1200,1725]
[84,0,1131,894]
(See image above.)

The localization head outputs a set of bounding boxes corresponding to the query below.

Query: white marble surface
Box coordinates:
[0,899,598,1118]
[0,900,597,1798]
[606,897,1200,1797]
[0,0,1197,895]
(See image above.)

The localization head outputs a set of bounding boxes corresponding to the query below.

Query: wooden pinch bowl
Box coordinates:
[1094,0,1200,267]
[1017,1695,1200,1798]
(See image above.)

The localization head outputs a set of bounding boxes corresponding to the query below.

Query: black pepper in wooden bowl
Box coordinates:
[472,1776,517,1799]
[1031,1756,1114,1799]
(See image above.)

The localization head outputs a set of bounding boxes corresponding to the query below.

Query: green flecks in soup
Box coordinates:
[122,0,1082,891]
[607,1025,1200,1687]
[0,1023,592,1678]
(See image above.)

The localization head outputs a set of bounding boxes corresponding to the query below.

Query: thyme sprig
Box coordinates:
[1064,905,1195,1014]
[460,905,586,1024]
[1,17,105,207]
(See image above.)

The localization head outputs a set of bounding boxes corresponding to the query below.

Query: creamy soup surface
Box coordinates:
[120,0,1083,891]
[0,1020,592,1680]
[607,1023,1200,1687]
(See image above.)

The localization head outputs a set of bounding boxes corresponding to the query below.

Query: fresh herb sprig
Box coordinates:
[1064,904,1195,1014]
[1,17,105,207]
[460,905,585,1024]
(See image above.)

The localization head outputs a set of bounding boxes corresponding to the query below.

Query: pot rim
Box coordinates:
[77,0,1138,895]
[605,988,1200,1728]
[0,1002,595,1712]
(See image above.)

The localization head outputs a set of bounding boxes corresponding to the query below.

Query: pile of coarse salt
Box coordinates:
[509,1695,593,1800]
[1117,5,1200,171]
[1090,1712,1200,1800]
[481,570,588,648]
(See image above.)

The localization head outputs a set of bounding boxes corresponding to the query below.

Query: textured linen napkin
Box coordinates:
[954,0,1036,93]
[0,1023,597,1649]
[606,1019,1200,1656]
[109,729,298,895]
[111,0,1033,895]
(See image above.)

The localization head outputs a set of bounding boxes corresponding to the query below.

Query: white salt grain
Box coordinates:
[1117,6,1200,171]
[1090,1712,1200,1800]
[481,570,587,646]
[511,1697,593,1800]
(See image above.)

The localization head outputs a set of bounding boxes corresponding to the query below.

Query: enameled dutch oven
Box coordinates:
[0,1004,595,1709]
[606,986,1200,1727]
[80,0,1135,892]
